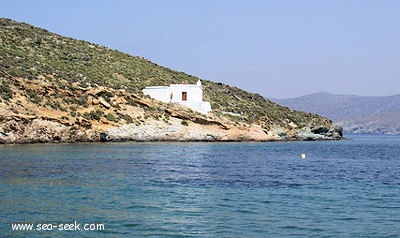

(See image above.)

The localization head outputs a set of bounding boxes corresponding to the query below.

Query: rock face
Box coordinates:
[297,126,343,141]
[0,115,342,144]
[0,118,90,143]
[104,119,276,142]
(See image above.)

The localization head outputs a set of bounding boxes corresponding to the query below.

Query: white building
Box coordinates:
[142,80,212,114]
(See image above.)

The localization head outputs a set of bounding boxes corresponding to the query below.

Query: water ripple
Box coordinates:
[1,136,400,237]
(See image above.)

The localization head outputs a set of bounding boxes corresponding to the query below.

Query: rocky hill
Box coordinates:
[0,18,342,143]
[273,92,400,134]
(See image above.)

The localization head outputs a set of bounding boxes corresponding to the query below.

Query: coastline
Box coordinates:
[0,117,343,144]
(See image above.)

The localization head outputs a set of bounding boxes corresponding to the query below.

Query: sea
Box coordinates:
[1,134,399,237]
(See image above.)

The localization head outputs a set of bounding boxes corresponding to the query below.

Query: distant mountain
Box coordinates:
[273,92,400,134]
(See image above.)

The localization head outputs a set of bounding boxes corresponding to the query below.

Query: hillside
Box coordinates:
[273,92,400,134]
[0,18,342,143]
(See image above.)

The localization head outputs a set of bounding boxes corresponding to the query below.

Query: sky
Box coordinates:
[1,0,399,98]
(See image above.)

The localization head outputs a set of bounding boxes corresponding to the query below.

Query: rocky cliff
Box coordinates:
[0,18,342,143]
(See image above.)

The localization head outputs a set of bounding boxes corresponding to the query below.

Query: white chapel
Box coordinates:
[142,80,212,114]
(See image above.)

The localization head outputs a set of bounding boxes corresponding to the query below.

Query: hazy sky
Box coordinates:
[2,0,399,98]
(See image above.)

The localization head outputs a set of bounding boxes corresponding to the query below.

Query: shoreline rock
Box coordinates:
[0,117,343,144]
[296,126,343,141]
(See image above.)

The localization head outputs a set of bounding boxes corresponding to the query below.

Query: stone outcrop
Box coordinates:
[0,115,342,144]
[296,126,343,141]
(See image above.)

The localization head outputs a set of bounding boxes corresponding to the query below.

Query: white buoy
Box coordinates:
[299,153,306,159]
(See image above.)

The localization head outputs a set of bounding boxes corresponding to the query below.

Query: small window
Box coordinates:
[182,92,187,101]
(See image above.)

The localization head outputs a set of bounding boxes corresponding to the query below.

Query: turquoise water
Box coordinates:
[1,135,399,237]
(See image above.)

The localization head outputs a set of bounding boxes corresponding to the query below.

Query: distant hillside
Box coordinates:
[0,18,341,143]
[273,92,400,134]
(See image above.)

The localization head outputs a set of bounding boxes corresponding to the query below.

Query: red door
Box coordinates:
[182,92,187,101]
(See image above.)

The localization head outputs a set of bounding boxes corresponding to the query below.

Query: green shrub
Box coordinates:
[0,82,13,100]
[106,113,119,122]
[83,110,104,121]
[100,91,114,104]
[82,112,90,120]
[118,113,133,123]
[25,89,41,104]
[90,110,103,120]
[75,96,88,106]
